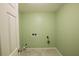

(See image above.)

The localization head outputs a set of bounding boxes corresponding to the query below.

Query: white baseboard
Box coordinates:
[9,48,18,56]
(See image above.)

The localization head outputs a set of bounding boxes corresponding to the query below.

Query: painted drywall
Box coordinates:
[19,12,55,48]
[56,4,79,56]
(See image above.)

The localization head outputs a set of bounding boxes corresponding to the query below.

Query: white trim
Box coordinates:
[9,48,18,56]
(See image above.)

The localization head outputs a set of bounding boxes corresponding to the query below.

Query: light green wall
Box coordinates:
[19,12,55,48]
[56,4,79,56]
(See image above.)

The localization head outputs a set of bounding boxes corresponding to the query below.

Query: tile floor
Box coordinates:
[19,48,61,56]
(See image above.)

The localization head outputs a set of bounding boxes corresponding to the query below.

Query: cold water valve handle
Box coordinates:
[46,36,50,44]
[46,36,49,39]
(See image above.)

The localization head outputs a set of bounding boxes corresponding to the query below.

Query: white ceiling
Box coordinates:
[19,3,64,13]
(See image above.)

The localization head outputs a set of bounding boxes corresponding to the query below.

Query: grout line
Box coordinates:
[23,47,56,49]
[9,48,18,56]
[55,47,63,56]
